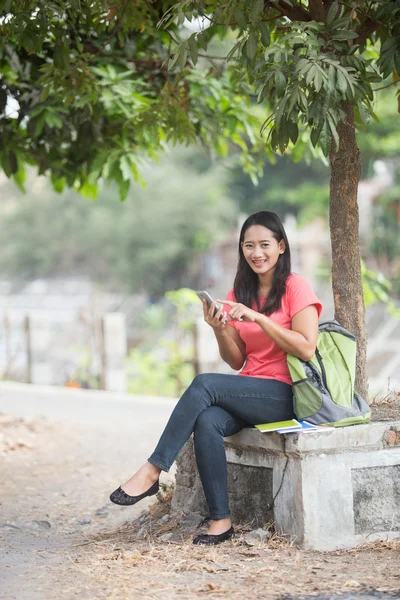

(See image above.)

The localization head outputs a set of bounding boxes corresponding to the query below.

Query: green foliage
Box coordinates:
[356,87,400,175]
[361,261,400,316]
[1,1,399,195]
[161,1,400,158]
[0,0,264,196]
[126,287,199,396]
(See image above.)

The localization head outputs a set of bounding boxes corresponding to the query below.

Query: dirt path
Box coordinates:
[1,414,399,600]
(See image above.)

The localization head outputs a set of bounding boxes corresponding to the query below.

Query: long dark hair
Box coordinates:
[233,211,291,315]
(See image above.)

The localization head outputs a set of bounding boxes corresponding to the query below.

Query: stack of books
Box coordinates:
[255,419,335,434]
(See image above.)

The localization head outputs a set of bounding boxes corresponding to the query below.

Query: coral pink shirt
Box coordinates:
[225,273,322,385]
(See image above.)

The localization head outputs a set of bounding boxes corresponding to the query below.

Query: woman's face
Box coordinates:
[241,225,285,277]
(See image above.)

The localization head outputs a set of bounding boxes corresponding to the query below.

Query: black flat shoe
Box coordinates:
[109,480,159,506]
[193,526,234,546]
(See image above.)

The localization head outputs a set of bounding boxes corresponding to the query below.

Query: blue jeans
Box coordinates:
[148,373,294,520]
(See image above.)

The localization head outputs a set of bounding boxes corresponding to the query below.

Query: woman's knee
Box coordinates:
[191,373,216,389]
[194,407,225,436]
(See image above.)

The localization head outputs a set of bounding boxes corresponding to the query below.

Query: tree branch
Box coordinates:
[373,80,400,92]
[355,18,380,46]
[308,0,325,22]
[275,1,310,22]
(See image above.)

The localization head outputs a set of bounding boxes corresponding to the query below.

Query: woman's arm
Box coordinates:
[214,325,246,371]
[255,305,319,361]
[222,301,319,361]
[202,300,246,371]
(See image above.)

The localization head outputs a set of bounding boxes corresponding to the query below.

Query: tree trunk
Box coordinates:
[329,102,368,399]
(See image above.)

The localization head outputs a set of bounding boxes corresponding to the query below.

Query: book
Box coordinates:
[255,419,335,434]
[277,420,335,434]
[255,419,302,433]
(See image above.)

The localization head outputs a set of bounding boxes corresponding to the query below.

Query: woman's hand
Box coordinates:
[202,300,228,330]
[219,299,260,323]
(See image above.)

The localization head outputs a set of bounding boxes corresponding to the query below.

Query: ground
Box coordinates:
[0,400,399,600]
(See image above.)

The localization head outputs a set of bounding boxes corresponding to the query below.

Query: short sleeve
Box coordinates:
[286,274,323,319]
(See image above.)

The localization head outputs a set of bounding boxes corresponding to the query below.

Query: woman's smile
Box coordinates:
[252,258,267,267]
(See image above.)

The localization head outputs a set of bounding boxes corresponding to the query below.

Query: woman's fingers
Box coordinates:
[203,300,227,328]
[211,302,226,323]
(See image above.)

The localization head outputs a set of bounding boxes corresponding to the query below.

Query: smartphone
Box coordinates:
[196,291,223,318]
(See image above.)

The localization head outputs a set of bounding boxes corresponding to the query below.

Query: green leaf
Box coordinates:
[296,58,312,77]
[118,178,130,201]
[250,0,264,22]
[80,181,97,199]
[356,101,371,127]
[52,176,66,193]
[288,122,299,145]
[226,40,242,62]
[319,123,332,157]
[39,86,50,102]
[50,113,63,129]
[275,70,286,96]
[257,82,268,103]
[306,65,317,86]
[331,30,358,41]
[214,137,229,157]
[314,68,323,92]
[235,8,247,28]
[13,162,26,192]
[168,47,181,69]
[336,68,348,93]
[365,72,382,83]
[246,33,257,60]
[327,113,339,150]
[258,22,270,48]
[326,1,339,28]
[120,156,131,181]
[8,150,18,175]
[53,42,70,71]
[310,127,320,148]
[189,36,198,66]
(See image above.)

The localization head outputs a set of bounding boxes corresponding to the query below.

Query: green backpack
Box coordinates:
[287,320,371,427]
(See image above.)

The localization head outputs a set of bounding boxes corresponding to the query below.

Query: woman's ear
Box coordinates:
[279,241,286,254]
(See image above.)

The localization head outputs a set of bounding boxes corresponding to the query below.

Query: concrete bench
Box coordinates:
[171,421,400,550]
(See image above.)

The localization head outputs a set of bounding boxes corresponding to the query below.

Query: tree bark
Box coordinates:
[329,102,368,399]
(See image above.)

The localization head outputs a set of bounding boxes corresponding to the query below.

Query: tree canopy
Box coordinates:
[1,1,398,199]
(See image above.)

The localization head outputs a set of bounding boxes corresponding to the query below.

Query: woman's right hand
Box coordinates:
[202,300,228,331]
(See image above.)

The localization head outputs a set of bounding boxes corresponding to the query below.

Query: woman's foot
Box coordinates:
[206,518,232,536]
[193,518,234,546]
[109,462,161,506]
[120,462,161,496]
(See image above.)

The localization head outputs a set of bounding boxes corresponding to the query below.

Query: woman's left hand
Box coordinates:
[218,300,260,323]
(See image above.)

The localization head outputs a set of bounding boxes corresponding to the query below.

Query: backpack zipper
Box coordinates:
[315,348,328,389]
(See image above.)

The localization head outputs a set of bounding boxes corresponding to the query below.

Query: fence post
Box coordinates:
[100,313,127,393]
[25,313,53,385]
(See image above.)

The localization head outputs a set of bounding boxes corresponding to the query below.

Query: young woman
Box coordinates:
[110,211,322,545]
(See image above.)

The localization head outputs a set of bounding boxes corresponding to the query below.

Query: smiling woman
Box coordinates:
[110,211,322,547]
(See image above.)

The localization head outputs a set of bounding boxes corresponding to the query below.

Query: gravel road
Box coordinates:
[0,383,177,599]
